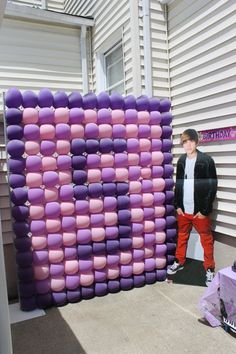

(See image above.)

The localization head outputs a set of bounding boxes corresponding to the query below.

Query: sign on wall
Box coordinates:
[199,126,236,143]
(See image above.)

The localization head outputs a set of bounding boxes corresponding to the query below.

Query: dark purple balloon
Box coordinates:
[17,267,34,282]
[52,292,67,306]
[81,286,94,300]
[7,140,25,158]
[161,112,172,126]
[163,164,174,178]
[116,182,129,196]
[54,91,68,108]
[124,95,136,110]
[14,237,31,251]
[118,210,131,225]
[136,95,149,111]
[106,240,119,254]
[7,125,23,140]
[71,139,86,155]
[8,158,25,174]
[86,139,99,154]
[165,178,174,190]
[5,88,23,108]
[13,222,30,237]
[22,90,38,108]
[103,183,116,196]
[37,293,52,309]
[107,280,120,293]
[165,191,174,204]
[133,275,146,288]
[88,183,103,198]
[149,97,160,111]
[161,126,172,139]
[73,185,88,200]
[118,225,131,238]
[93,242,106,255]
[16,251,33,268]
[94,269,107,282]
[5,108,22,125]
[163,152,173,164]
[72,155,86,170]
[120,277,134,291]
[162,139,172,152]
[97,92,110,109]
[9,174,26,188]
[68,92,83,109]
[166,228,177,242]
[156,269,167,281]
[82,92,97,110]
[38,88,53,108]
[20,296,37,311]
[165,204,175,216]
[19,282,35,297]
[11,188,27,205]
[99,138,113,153]
[73,170,87,184]
[145,271,156,284]
[110,92,124,110]
[159,98,171,113]
[119,238,132,251]
[113,139,127,153]
[67,290,81,303]
[77,245,92,259]
[95,283,108,297]
[166,242,176,254]
[12,206,29,221]
[167,255,175,265]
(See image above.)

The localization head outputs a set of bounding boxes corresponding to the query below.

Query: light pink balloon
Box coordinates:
[142,193,154,207]
[137,111,150,124]
[150,126,162,139]
[76,215,90,228]
[64,260,79,275]
[89,199,103,213]
[44,187,58,202]
[70,124,84,139]
[107,266,119,280]
[61,202,75,216]
[111,109,125,124]
[80,272,94,286]
[25,141,40,155]
[152,151,164,165]
[127,153,139,166]
[51,276,65,292]
[104,212,118,226]
[56,140,70,154]
[155,231,166,244]
[133,261,145,275]
[131,208,144,222]
[84,109,97,123]
[100,154,114,168]
[42,157,57,171]
[144,246,154,258]
[26,172,42,188]
[22,108,39,124]
[139,138,151,152]
[34,265,49,280]
[49,249,64,263]
[63,231,76,246]
[54,108,69,124]
[156,256,167,269]
[59,171,72,185]
[93,255,106,270]
[115,168,128,181]
[119,251,132,265]
[129,181,142,194]
[152,178,165,192]
[126,124,138,138]
[40,124,55,140]
[46,219,61,233]
[132,236,144,248]
[141,167,152,179]
[29,205,44,220]
[98,124,112,138]
[144,220,155,233]
[31,236,47,250]
[87,169,101,183]
[91,228,105,241]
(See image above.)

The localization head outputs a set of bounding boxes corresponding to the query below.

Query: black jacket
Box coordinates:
[174,149,217,216]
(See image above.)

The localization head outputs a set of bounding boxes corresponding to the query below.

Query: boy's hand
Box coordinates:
[176,208,184,215]
[194,212,206,219]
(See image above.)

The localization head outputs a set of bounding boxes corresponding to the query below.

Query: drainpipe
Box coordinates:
[142,0,152,97]
[41,0,47,10]
[80,25,89,94]
[0,0,7,26]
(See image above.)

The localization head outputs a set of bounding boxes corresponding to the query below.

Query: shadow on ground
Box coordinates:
[167,258,206,286]
[11,307,86,354]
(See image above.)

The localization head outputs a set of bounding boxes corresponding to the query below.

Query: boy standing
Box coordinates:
[167,129,217,286]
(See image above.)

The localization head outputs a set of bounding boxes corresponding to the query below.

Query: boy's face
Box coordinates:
[182,139,197,155]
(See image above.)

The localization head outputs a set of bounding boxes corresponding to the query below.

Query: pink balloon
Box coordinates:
[87,169,101,183]
[40,124,55,140]
[51,277,65,292]
[70,124,84,139]
[89,199,103,213]
[26,172,42,188]
[132,236,144,248]
[152,178,165,192]
[144,246,154,258]
[76,215,90,228]
[111,109,125,124]
[44,187,58,202]
[61,202,75,216]
[119,251,132,265]
[131,208,144,222]
[34,265,49,280]
[59,171,72,185]
[29,205,44,220]
[156,256,167,269]
[142,193,154,207]
[129,181,142,194]
[23,108,38,124]
[91,227,105,241]
[155,231,166,244]
[115,168,128,181]
[107,266,119,280]
[104,212,118,226]
[137,111,150,124]
[155,206,166,218]
[126,124,138,138]
[141,167,152,179]
[54,108,69,124]
[152,151,164,165]
[84,109,97,123]
[100,154,114,168]
[63,232,76,246]
[42,157,57,171]
[150,126,162,139]
[127,153,139,166]
[31,236,47,250]
[98,124,112,138]
[49,249,64,263]
[133,261,145,275]
[93,255,106,270]
[56,140,70,154]
[25,141,40,155]
[64,260,79,275]
[46,219,61,233]
[80,272,94,286]
[139,138,151,152]
[143,220,155,233]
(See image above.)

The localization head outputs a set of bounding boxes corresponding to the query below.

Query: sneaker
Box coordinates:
[167,261,184,275]
[205,269,215,287]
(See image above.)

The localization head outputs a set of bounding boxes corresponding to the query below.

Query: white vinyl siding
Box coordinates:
[0,17,83,244]
[168,0,236,238]
[7,0,64,12]
[64,0,96,17]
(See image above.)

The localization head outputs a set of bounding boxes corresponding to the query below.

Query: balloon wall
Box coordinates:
[4,88,176,311]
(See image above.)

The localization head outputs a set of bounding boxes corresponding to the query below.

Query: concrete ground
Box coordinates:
[11,281,236,354]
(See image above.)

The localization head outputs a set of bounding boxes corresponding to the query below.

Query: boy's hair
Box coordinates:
[181,129,199,145]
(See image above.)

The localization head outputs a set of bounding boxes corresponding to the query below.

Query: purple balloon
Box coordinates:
[77,229,91,244]
[22,90,38,108]
[20,297,37,311]
[54,91,68,108]
[30,220,46,236]
[61,216,76,231]
[71,139,86,155]
[129,166,141,180]
[86,139,99,154]
[120,264,132,277]
[9,174,26,188]
[79,260,93,271]
[155,244,167,257]
[163,164,174,178]
[156,269,167,281]
[43,171,59,187]
[85,123,99,139]
[81,286,94,300]
[59,185,74,201]
[162,139,172,152]
[19,282,35,297]
[155,218,166,231]
[125,109,138,124]
[5,108,22,125]
[40,140,56,156]
[8,158,25,174]
[152,166,164,178]
[165,178,174,190]
[68,92,83,109]
[127,138,139,153]
[64,247,77,260]
[166,228,177,242]
[107,254,119,266]
[55,123,70,140]
[94,269,107,282]
[140,152,151,167]
[132,223,144,236]
[52,291,67,306]
[165,204,175,216]
[118,210,131,225]
[90,213,104,227]
[11,188,27,205]
[24,124,40,140]
[149,111,162,125]
[136,95,149,111]
[72,155,86,170]
[110,92,124,110]
[26,156,42,172]
[38,88,53,108]
[13,222,30,237]
[142,180,153,193]
[37,293,52,309]
[7,125,23,140]
[133,249,145,261]
[102,168,115,182]
[93,242,106,255]
[106,240,119,254]
[97,108,111,124]
[7,140,25,157]
[38,107,54,125]
[105,226,118,239]
[130,194,142,208]
[124,95,136,110]
[166,242,176,254]
[57,155,71,170]
[143,208,155,219]
[165,191,174,203]
[74,185,88,200]
[97,92,110,109]
[119,238,132,251]
[77,245,92,258]
[83,92,97,109]
[95,283,108,297]
[99,138,113,153]
[153,192,166,206]
[47,233,62,248]
[67,290,81,303]
[33,251,49,266]
[112,124,126,139]
[12,206,29,221]
[120,277,133,290]
[144,258,156,271]
[50,263,64,277]
[149,97,160,111]
[5,88,23,108]
[69,107,84,124]
[163,152,173,164]
[28,188,44,204]
[73,170,87,184]
[138,125,151,138]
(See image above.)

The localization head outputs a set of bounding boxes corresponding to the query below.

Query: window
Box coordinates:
[104,42,124,95]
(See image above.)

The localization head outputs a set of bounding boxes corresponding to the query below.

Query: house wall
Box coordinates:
[7,0,65,12]
[168,0,236,266]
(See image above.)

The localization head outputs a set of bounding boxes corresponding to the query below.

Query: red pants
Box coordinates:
[175,213,215,270]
